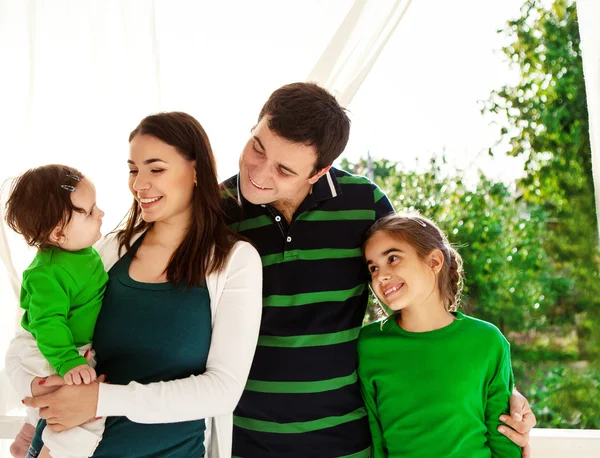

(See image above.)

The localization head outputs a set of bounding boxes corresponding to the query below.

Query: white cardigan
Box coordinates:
[5,231,263,458]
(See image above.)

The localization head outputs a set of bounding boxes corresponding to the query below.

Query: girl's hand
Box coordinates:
[64,364,97,385]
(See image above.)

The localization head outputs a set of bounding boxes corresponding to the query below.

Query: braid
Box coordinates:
[446,247,464,312]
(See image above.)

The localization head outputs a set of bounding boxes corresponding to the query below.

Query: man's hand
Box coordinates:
[23,380,101,432]
[499,388,537,458]
[64,364,97,385]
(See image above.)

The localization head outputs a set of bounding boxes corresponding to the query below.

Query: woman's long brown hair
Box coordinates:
[118,111,242,288]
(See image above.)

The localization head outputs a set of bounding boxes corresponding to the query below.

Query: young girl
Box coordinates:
[358,213,521,458]
[5,164,107,458]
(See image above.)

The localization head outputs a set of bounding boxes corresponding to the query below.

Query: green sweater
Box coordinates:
[20,246,108,376]
[357,312,521,458]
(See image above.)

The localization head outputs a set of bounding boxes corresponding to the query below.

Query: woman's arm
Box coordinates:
[97,241,262,422]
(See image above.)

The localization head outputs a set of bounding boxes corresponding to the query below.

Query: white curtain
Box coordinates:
[576,0,600,241]
[0,0,412,433]
[0,0,357,424]
[307,0,412,106]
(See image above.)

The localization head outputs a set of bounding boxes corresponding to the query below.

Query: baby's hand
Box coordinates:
[64,364,97,385]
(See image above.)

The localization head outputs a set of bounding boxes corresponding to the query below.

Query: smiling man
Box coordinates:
[221,82,535,458]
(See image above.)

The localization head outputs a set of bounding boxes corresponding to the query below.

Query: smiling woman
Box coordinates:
[4,112,263,458]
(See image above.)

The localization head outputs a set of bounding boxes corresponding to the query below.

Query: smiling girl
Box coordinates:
[357,213,520,458]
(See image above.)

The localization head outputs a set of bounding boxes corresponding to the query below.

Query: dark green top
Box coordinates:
[90,237,212,458]
[357,312,521,458]
[20,246,108,376]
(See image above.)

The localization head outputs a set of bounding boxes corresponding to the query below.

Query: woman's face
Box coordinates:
[128,134,196,225]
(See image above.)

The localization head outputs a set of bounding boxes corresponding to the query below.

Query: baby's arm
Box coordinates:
[23,265,89,378]
[485,335,522,457]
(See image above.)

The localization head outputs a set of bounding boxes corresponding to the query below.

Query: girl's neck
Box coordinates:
[396,295,455,333]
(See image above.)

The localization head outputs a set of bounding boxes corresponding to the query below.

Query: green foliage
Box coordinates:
[483,0,600,357]
[345,0,600,429]
[523,364,600,429]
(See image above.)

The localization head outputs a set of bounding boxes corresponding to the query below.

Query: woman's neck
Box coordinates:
[397,294,455,333]
[145,215,190,250]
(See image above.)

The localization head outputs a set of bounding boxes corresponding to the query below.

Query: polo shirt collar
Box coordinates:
[311,168,342,203]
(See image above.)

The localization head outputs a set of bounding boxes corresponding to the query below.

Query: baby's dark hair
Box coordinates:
[4,164,85,249]
[364,212,465,312]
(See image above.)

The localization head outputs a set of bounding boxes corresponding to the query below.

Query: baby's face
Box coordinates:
[59,178,104,251]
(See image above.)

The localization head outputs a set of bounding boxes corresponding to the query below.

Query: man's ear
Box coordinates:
[429,249,445,274]
[308,165,332,185]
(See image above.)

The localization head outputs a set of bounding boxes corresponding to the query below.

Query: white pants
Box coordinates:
[13,331,105,458]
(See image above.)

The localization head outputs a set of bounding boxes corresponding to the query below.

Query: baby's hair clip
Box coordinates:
[66,174,81,182]
[60,185,77,192]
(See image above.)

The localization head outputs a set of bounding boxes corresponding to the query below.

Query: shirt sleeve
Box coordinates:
[96,241,263,423]
[22,265,88,376]
[484,336,522,458]
[373,183,394,221]
[357,335,387,458]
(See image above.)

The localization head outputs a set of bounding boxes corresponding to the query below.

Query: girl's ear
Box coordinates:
[49,225,66,246]
[429,249,444,274]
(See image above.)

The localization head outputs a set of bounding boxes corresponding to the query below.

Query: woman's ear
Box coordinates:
[429,249,445,274]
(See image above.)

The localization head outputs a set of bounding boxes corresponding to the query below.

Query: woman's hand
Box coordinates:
[23,379,102,432]
[30,375,65,397]
[498,388,537,458]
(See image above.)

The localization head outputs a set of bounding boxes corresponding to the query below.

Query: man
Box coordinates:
[222,82,535,457]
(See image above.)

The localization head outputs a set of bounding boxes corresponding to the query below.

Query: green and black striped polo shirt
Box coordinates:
[222,168,394,458]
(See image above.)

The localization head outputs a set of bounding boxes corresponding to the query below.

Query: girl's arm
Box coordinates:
[485,338,522,458]
[359,376,386,458]
[96,241,262,422]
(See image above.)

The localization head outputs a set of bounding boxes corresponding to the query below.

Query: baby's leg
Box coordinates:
[38,446,52,458]
[10,422,35,458]
[41,417,105,458]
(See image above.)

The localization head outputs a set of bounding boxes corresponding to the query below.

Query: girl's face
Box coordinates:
[364,231,439,312]
[55,178,104,251]
[127,134,196,225]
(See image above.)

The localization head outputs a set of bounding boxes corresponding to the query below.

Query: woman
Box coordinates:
[5,112,262,457]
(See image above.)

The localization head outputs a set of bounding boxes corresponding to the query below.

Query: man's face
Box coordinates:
[239,116,325,207]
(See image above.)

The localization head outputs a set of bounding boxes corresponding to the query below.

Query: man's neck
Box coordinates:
[272,183,313,223]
